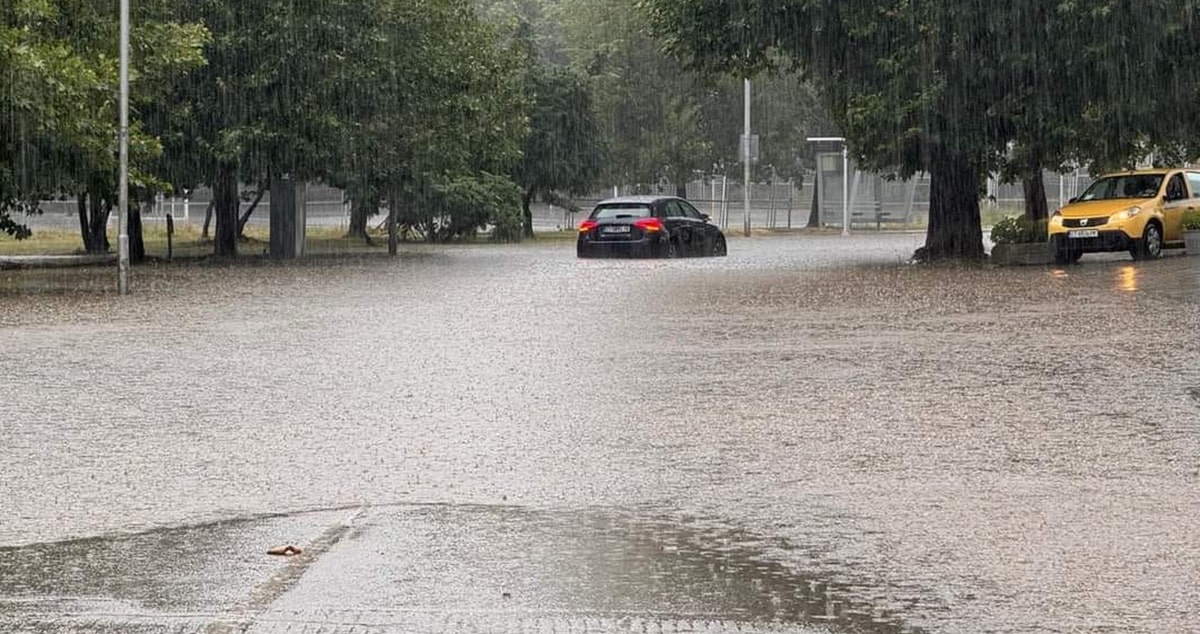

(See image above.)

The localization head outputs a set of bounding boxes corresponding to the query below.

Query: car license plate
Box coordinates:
[1068,229,1099,239]
[602,225,631,234]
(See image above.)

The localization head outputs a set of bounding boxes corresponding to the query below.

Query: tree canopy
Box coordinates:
[1,0,206,242]
[640,0,1200,259]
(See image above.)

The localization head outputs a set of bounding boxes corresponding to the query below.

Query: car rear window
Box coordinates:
[591,205,651,220]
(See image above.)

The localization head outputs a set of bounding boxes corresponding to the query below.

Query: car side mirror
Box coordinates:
[700,214,711,222]
[1068,197,1078,204]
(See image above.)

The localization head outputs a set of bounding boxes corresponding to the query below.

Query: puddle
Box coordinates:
[0,505,925,633]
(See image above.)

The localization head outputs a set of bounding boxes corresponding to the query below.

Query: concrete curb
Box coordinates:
[0,254,117,270]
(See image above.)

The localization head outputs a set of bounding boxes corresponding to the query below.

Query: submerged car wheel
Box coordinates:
[664,240,679,259]
[1132,222,1163,261]
[711,235,727,257]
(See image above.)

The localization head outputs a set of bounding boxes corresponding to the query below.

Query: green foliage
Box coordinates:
[638,0,1200,259]
[990,216,1048,245]
[0,0,208,239]
[512,48,606,236]
[325,0,527,247]
[1183,210,1200,232]
[495,0,832,188]
[403,172,524,243]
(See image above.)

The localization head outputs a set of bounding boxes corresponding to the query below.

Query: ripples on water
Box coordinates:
[2,235,1198,632]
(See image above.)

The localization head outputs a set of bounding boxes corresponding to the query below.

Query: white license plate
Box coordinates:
[1068,229,1099,239]
[602,226,631,234]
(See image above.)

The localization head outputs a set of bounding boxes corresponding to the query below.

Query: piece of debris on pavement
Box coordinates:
[267,545,303,557]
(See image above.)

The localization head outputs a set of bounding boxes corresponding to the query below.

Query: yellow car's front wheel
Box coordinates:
[1131,221,1164,261]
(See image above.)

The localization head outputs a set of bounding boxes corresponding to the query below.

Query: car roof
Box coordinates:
[1097,169,1172,177]
[593,196,678,206]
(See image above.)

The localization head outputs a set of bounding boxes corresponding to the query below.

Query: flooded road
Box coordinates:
[2,233,1199,633]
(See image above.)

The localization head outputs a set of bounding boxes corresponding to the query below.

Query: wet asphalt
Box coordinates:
[1,233,1198,633]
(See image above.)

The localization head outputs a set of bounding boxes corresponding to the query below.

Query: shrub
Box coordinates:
[401,172,524,243]
[1183,210,1200,231]
[990,216,1048,244]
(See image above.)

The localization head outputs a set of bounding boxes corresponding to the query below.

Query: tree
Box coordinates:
[152,0,379,256]
[640,2,1000,259]
[514,44,606,237]
[696,72,836,184]
[327,0,527,252]
[989,1,1179,220]
[1,0,206,252]
[0,0,81,239]
[641,0,1200,259]
[554,0,715,193]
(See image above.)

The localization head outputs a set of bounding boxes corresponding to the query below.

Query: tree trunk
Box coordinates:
[129,200,145,264]
[918,148,986,262]
[213,167,239,257]
[82,191,111,254]
[387,191,399,257]
[1022,167,1049,221]
[76,193,90,251]
[807,176,820,228]
[522,186,536,239]
[236,187,267,237]
[96,200,111,253]
[675,182,688,199]
[346,199,375,243]
[201,199,215,239]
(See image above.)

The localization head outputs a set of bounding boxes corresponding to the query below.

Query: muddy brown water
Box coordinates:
[2,235,1198,633]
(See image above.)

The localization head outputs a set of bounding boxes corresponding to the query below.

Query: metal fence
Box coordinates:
[24,171,1098,234]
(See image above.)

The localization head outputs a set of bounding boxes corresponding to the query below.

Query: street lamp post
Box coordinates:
[842,144,850,237]
[117,0,130,295]
[742,79,751,238]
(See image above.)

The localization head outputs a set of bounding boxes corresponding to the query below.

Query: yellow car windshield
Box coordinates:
[1078,175,1164,201]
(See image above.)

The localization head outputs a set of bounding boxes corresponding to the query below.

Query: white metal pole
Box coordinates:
[710,177,716,218]
[715,175,724,228]
[117,0,130,295]
[743,79,751,238]
[842,144,850,236]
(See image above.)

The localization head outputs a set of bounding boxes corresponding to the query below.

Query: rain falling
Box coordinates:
[3,1,1200,633]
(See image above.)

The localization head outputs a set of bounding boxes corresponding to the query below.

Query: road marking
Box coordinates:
[205,509,364,634]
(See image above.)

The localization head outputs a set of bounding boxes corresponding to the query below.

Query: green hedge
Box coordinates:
[991,216,1048,244]
[1184,210,1200,231]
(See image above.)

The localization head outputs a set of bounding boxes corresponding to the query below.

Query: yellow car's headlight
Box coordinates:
[1050,211,1063,225]
[1113,206,1141,221]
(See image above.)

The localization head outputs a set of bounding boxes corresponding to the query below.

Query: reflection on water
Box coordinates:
[3,236,1199,633]
[1115,265,1140,292]
[0,506,922,633]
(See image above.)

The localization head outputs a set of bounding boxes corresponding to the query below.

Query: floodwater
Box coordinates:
[2,234,1199,633]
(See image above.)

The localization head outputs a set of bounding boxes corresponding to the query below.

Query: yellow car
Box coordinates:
[1048,169,1199,264]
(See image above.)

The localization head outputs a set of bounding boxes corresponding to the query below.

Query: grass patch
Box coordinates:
[0,224,385,258]
[0,230,85,255]
[980,206,1025,227]
[0,223,582,258]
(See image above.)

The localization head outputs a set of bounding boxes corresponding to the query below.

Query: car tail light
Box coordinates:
[633,218,663,232]
[579,220,598,233]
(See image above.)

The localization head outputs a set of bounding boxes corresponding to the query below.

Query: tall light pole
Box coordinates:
[117,0,130,295]
[842,143,850,237]
[742,79,751,238]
